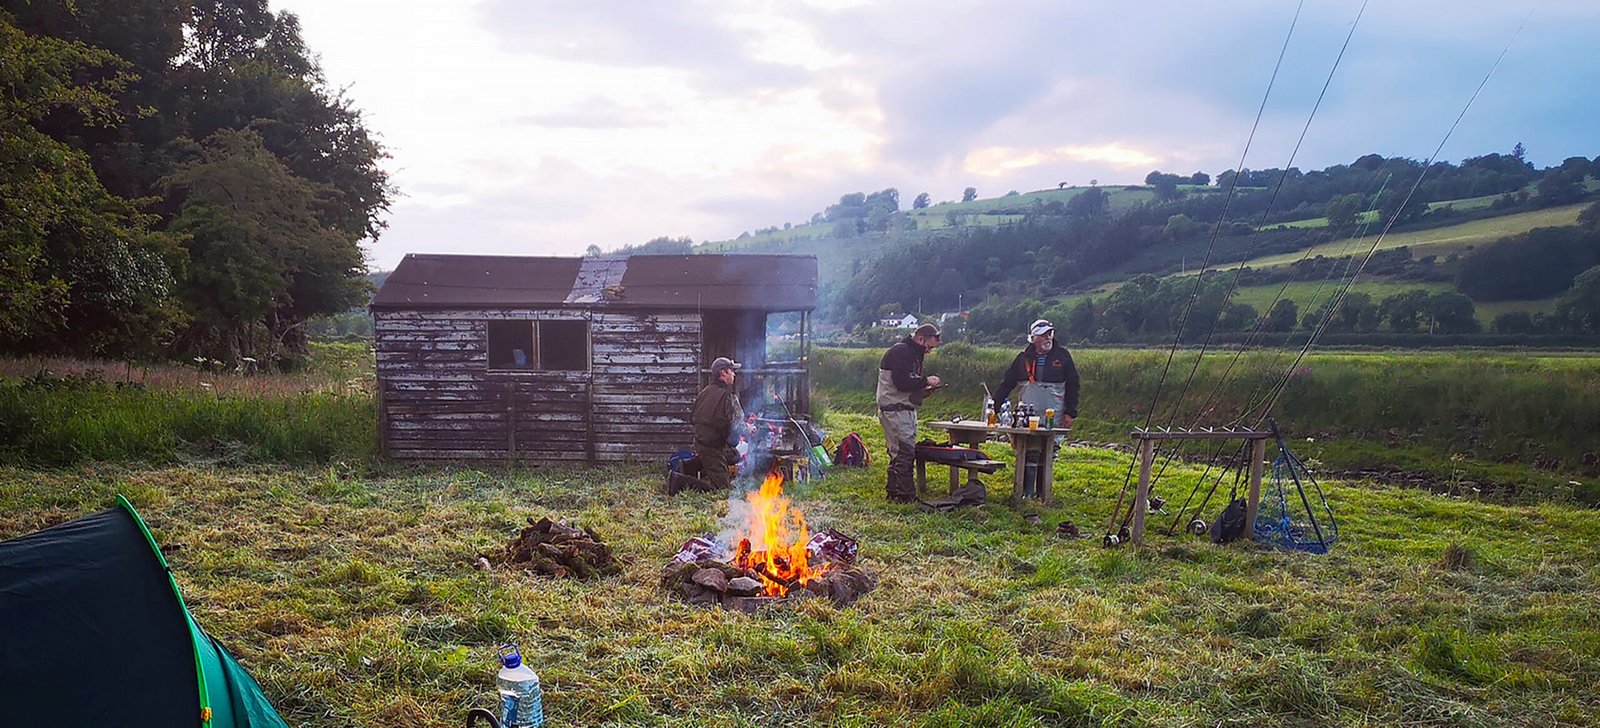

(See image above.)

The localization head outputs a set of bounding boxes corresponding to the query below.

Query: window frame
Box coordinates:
[485,318,590,373]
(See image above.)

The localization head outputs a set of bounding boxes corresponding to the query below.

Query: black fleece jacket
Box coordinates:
[992,344,1080,417]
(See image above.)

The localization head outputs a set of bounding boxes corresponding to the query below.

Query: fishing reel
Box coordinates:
[1101,525,1132,549]
[1187,518,1208,536]
[1149,496,1167,513]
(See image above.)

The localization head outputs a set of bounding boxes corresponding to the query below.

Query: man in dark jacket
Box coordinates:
[691,357,746,490]
[992,319,1080,426]
[877,324,942,502]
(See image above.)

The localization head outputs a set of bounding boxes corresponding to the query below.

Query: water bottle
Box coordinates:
[496,644,544,727]
[1000,402,1011,428]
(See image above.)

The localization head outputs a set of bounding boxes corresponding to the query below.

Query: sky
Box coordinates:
[274,0,1600,271]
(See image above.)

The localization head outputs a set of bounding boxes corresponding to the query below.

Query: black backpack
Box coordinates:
[1210,497,1249,544]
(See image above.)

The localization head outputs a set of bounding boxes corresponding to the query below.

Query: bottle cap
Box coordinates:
[499,644,522,669]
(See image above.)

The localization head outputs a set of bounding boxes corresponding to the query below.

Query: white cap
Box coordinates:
[1028,319,1054,338]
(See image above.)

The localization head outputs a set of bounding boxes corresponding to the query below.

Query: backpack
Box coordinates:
[834,432,869,467]
[668,448,698,477]
[1210,497,1249,544]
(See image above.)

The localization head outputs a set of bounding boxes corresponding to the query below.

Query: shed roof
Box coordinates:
[371,254,817,311]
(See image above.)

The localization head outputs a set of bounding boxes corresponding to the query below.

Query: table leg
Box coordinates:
[916,457,927,494]
[1040,434,1055,503]
[948,463,959,494]
[1011,437,1025,507]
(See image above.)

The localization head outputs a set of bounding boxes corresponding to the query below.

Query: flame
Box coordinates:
[733,469,828,596]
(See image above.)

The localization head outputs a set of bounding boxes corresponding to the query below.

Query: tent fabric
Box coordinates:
[0,498,289,727]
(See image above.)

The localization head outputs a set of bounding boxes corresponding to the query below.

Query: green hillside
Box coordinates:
[684,152,1599,344]
[1236,204,1587,270]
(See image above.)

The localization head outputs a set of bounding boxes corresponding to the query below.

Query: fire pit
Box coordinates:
[661,470,876,612]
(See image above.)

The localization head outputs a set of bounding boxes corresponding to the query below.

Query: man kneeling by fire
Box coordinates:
[667,357,747,494]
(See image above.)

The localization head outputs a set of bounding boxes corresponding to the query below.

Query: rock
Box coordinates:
[474,557,491,571]
[680,582,717,607]
[727,576,763,596]
[691,568,730,593]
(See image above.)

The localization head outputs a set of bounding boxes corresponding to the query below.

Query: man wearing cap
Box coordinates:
[876,323,942,502]
[993,319,1080,428]
[691,357,746,491]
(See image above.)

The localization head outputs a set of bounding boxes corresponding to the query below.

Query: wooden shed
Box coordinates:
[370,253,818,462]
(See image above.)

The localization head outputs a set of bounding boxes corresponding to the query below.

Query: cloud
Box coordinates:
[506,97,664,129]
[281,0,1600,269]
[964,143,1162,177]
[474,0,816,93]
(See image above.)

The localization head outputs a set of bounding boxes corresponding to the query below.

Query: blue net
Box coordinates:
[1253,446,1338,554]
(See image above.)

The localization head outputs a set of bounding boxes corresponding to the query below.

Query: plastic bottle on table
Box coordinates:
[496,644,544,727]
[999,402,1011,428]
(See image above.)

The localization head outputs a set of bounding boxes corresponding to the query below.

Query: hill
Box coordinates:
[690,152,1600,343]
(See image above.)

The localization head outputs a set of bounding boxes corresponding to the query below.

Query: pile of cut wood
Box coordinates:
[492,517,621,579]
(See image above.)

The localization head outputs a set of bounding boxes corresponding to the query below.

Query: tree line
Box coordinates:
[1,1,390,367]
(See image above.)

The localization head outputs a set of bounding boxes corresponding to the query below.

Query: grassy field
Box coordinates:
[1233,203,1587,270]
[813,346,1600,503]
[3,346,1598,725]
[2,421,1597,726]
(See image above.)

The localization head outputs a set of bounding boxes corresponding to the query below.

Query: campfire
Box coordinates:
[662,470,875,612]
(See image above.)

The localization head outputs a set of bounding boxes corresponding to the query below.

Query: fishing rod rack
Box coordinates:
[1123,427,1274,547]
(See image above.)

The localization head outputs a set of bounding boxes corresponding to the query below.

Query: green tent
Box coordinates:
[0,496,290,727]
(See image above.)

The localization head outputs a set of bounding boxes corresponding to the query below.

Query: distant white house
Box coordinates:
[878,313,918,329]
[936,311,968,324]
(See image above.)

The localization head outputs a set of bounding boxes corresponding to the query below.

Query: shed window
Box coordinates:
[486,319,588,371]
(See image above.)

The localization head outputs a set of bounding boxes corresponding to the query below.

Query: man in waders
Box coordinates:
[992,319,1080,495]
[691,357,746,491]
[877,324,942,502]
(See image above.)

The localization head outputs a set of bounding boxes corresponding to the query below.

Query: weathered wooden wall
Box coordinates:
[374,308,700,462]
[590,311,700,462]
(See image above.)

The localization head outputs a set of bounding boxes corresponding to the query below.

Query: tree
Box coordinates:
[1375,188,1425,226]
[1063,299,1097,340]
[1190,171,1211,186]
[1163,214,1204,241]
[1512,142,1526,161]
[584,244,603,256]
[1101,274,1160,334]
[1064,187,1108,218]
[1555,265,1600,333]
[1324,193,1364,230]
[1535,168,1586,208]
[1217,302,1258,332]
[1263,299,1298,332]
[164,129,368,364]
[1491,310,1536,334]
[1379,290,1431,332]
[0,14,182,358]
[962,187,977,203]
[1152,176,1181,202]
[1425,292,1479,334]
[912,192,931,209]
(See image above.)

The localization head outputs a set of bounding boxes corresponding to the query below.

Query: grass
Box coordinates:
[2,345,1597,725]
[2,422,1597,726]
[813,345,1600,503]
[1233,203,1588,270]
[0,343,376,466]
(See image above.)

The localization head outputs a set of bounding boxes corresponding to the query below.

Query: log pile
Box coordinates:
[494,516,621,579]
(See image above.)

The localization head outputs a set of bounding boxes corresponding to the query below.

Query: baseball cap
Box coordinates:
[1028,319,1054,337]
[710,356,742,373]
[914,323,941,339]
